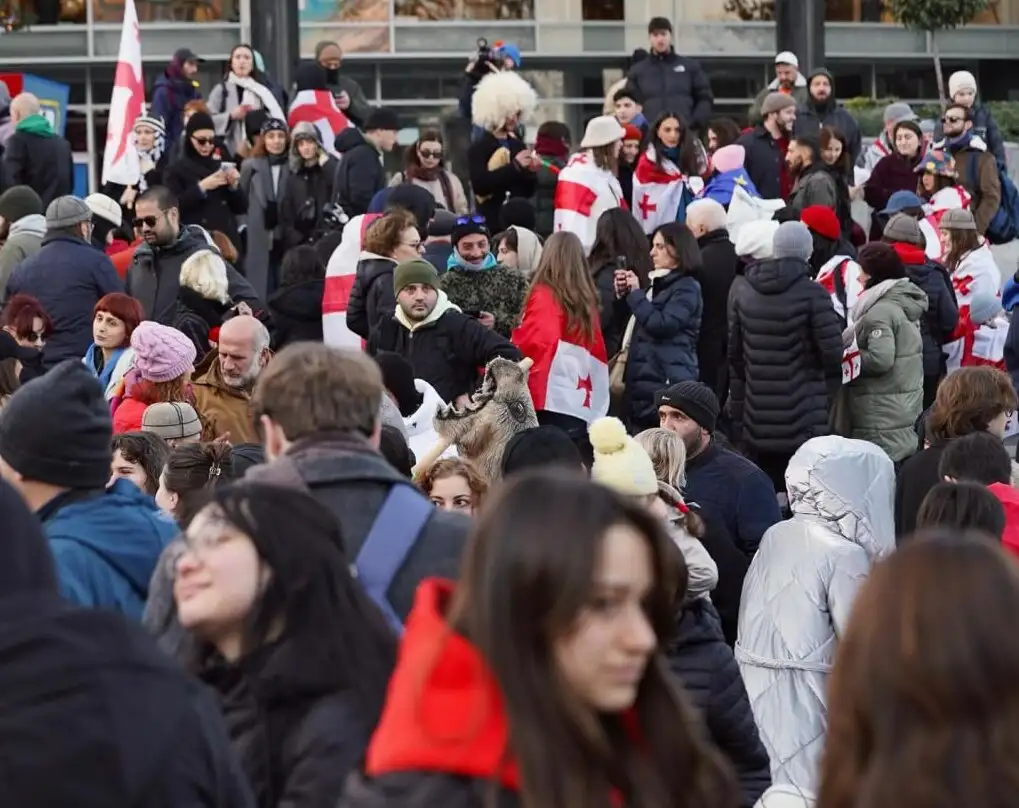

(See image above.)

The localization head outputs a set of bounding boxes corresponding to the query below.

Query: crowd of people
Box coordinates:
[0,15,1017,808]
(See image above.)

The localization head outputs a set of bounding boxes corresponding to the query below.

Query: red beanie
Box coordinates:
[800,205,840,241]
[623,124,643,142]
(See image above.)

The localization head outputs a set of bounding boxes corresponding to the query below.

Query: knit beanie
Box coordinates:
[948,70,978,99]
[711,144,745,174]
[185,111,215,136]
[451,216,490,248]
[501,425,583,478]
[0,360,112,489]
[969,292,1003,326]
[45,196,92,230]
[364,107,400,132]
[375,351,422,417]
[393,258,439,295]
[800,205,840,241]
[732,219,779,260]
[883,213,924,247]
[130,322,198,383]
[589,417,658,497]
[772,221,814,261]
[761,92,797,117]
[654,381,719,432]
[0,186,43,222]
[858,242,906,284]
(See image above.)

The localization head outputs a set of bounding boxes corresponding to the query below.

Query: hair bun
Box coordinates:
[589,417,629,455]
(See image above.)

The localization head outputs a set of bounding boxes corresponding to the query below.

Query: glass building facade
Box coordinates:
[1,0,1017,190]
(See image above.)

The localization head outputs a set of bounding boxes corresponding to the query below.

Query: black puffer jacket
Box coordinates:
[668,599,771,808]
[624,270,702,429]
[729,257,844,453]
[335,129,385,218]
[894,243,959,378]
[347,256,398,340]
[624,49,714,130]
[694,229,738,399]
[199,639,372,808]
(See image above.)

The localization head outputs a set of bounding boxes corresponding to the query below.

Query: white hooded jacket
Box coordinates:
[735,436,895,793]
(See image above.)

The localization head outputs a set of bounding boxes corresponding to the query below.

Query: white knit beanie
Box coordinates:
[732,219,780,260]
[589,417,658,497]
[948,70,977,99]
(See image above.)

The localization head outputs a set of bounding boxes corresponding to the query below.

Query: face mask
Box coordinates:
[325,67,340,84]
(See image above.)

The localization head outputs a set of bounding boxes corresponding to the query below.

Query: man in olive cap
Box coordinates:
[368,258,520,405]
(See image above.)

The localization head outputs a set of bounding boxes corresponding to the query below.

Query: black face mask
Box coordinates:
[325,67,340,84]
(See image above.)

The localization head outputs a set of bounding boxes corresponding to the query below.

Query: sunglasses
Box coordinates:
[191,136,215,146]
[455,214,486,226]
[132,215,163,228]
[419,149,442,159]
[942,115,964,124]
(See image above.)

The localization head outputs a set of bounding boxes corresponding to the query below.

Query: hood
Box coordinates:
[335,127,368,154]
[786,436,896,559]
[508,226,543,274]
[395,289,459,332]
[364,578,520,789]
[267,279,325,322]
[852,277,928,326]
[807,67,836,99]
[15,113,54,137]
[405,379,446,438]
[746,257,810,294]
[8,213,46,238]
[46,479,176,597]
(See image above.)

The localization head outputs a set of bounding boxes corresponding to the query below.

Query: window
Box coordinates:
[582,0,623,21]
[701,60,767,101]
[393,0,533,20]
[825,62,868,100]
[93,0,240,23]
[300,0,391,53]
[379,64,464,101]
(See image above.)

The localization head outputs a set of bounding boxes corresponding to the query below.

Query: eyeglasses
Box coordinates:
[191,136,215,146]
[455,214,486,226]
[132,214,163,229]
[942,116,964,124]
[419,149,442,159]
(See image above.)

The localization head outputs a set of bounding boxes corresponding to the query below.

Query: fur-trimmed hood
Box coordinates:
[289,120,330,171]
[471,70,538,131]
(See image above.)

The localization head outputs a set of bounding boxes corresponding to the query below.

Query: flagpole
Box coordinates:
[86,66,96,194]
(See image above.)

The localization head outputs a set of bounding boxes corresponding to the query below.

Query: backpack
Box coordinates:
[353,483,433,634]
[966,153,1019,245]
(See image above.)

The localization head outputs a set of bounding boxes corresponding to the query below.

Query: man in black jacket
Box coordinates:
[793,67,862,164]
[369,258,521,405]
[737,92,797,201]
[625,17,714,130]
[334,107,400,217]
[1,93,73,206]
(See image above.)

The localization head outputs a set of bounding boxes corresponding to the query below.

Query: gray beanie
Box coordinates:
[45,195,92,230]
[883,213,924,247]
[970,292,1003,326]
[772,221,814,260]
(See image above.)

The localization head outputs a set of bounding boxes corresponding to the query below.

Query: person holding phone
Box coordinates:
[163,111,247,250]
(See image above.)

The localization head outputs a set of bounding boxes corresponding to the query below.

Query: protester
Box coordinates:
[103,114,169,214]
[142,401,203,447]
[83,292,143,400]
[699,144,761,209]
[267,244,325,348]
[818,126,855,239]
[863,117,926,240]
[239,118,290,298]
[421,208,456,271]
[793,68,861,163]
[334,108,400,218]
[856,101,918,174]
[206,44,287,156]
[374,351,450,463]
[934,102,1001,236]
[314,40,372,127]
[500,423,584,477]
[914,480,1007,540]
[173,248,237,358]
[150,48,204,146]
[417,457,488,516]
[748,51,808,125]
[110,430,170,496]
[531,120,571,237]
[738,93,796,201]
[787,135,838,212]
[942,69,1006,164]
[1,93,73,206]
[279,122,338,249]
[493,225,543,277]
[0,184,45,289]
[389,130,468,214]
[113,321,197,434]
[612,85,649,138]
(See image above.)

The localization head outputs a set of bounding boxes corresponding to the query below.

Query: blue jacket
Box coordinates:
[7,236,123,369]
[700,168,760,209]
[151,72,202,145]
[624,270,702,427]
[42,480,177,619]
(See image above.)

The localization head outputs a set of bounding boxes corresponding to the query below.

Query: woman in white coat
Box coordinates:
[735,435,895,794]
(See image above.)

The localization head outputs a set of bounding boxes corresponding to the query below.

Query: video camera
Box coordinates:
[468,38,504,82]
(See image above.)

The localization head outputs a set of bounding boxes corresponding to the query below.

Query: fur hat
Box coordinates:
[589,417,658,497]
[180,249,230,304]
[471,70,538,131]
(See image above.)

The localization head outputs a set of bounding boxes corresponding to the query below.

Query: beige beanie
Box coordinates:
[589,417,659,496]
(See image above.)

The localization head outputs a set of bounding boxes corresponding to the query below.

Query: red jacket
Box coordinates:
[989,482,1019,559]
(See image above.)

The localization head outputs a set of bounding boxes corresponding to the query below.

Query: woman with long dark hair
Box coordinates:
[819,532,1019,808]
[818,126,854,240]
[632,111,708,233]
[176,483,398,808]
[342,471,738,808]
[207,44,288,157]
[588,208,653,357]
[389,130,468,214]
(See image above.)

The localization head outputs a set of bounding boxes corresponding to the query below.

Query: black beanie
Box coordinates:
[379,424,415,478]
[0,185,44,222]
[499,197,537,232]
[0,361,113,489]
[654,381,719,433]
[501,425,583,478]
[364,107,400,133]
[186,111,215,136]
[375,352,422,417]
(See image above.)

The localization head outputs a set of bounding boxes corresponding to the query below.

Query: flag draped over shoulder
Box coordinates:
[816,255,865,384]
[511,284,609,423]
[553,150,624,255]
[631,146,690,234]
[322,213,381,349]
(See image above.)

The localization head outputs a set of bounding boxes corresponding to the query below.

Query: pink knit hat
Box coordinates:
[130,321,197,383]
[712,144,745,174]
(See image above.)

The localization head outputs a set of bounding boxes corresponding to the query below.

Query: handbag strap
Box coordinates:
[620,315,636,352]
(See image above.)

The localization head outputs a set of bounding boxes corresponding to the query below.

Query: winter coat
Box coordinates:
[692,503,750,646]
[198,639,371,808]
[789,164,838,213]
[163,150,247,248]
[334,129,385,218]
[207,77,287,156]
[150,70,202,145]
[754,785,816,808]
[685,440,782,558]
[174,285,234,360]
[895,441,949,539]
[669,598,771,808]
[729,257,843,455]
[890,242,959,378]
[268,279,325,349]
[368,292,522,403]
[737,126,788,201]
[439,260,528,338]
[83,344,135,401]
[939,135,1001,235]
[0,212,45,293]
[1,115,74,206]
[625,49,714,130]
[863,151,924,240]
[467,130,537,228]
[127,225,261,325]
[6,235,123,369]
[624,269,703,428]
[282,152,340,251]
[240,154,291,299]
[421,240,453,273]
[347,254,398,340]
[39,480,178,619]
[532,157,563,238]
[325,73,372,129]
[591,259,631,359]
[736,436,896,793]
[933,101,1006,166]
[748,76,809,125]
[695,229,739,399]
[192,350,260,443]
[793,90,862,164]
[389,170,469,215]
[845,279,928,462]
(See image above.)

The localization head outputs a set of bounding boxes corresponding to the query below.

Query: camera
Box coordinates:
[468,38,502,82]
[322,202,350,231]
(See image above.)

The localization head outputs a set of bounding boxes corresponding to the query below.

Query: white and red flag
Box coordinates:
[816,255,865,384]
[102,0,143,186]
[322,213,383,349]
[553,150,625,255]
[512,284,609,423]
[631,145,690,234]
[288,90,352,157]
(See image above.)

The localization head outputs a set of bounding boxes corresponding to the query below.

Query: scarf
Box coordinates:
[225,73,286,124]
[133,128,166,193]
[447,249,498,272]
[405,164,455,211]
[534,133,569,161]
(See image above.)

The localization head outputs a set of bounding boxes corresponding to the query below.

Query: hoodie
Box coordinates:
[793,68,862,164]
[14,113,54,138]
[0,212,46,290]
[41,478,177,619]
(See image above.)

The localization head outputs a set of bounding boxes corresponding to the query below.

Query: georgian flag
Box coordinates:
[511,284,609,423]
[323,213,382,349]
[945,319,1008,375]
[631,145,700,234]
[553,150,625,255]
[288,90,352,157]
[816,255,865,384]
[923,185,972,261]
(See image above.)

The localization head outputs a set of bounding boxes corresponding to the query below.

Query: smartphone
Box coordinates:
[614,255,628,272]
[219,161,236,173]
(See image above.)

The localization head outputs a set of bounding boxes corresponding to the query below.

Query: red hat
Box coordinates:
[622,124,643,142]
[800,205,840,241]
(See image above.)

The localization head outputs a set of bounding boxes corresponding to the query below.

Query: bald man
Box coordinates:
[2,92,73,206]
[192,314,271,443]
